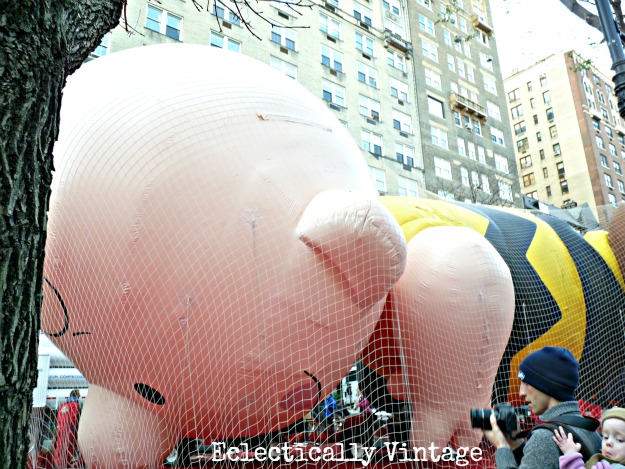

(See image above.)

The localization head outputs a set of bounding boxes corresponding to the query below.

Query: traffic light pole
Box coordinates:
[596,0,625,118]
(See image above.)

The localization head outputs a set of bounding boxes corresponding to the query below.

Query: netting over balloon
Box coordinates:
[30,44,625,469]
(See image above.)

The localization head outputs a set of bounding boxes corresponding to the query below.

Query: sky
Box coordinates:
[490,0,614,77]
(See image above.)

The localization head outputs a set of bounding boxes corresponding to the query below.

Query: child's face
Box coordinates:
[601,418,625,462]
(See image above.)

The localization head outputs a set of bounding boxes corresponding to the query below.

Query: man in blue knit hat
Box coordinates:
[483,346,600,468]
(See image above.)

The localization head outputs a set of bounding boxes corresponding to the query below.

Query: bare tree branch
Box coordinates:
[559,0,605,31]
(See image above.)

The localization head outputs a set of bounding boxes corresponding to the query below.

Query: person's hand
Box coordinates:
[483,413,523,450]
[552,426,581,455]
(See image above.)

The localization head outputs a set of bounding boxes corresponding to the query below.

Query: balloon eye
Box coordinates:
[134,383,166,405]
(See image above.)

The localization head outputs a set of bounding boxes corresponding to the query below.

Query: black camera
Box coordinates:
[470,404,530,437]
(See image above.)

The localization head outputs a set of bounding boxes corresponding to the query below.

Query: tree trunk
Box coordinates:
[0,1,123,466]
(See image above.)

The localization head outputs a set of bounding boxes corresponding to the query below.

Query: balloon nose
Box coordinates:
[296,191,406,309]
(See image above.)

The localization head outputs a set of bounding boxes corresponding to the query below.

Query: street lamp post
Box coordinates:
[596,0,625,118]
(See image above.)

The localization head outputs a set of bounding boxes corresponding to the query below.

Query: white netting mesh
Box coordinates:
[29,44,625,469]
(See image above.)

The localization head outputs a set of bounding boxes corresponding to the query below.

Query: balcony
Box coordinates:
[449,92,487,121]
[384,29,413,56]
[472,13,493,35]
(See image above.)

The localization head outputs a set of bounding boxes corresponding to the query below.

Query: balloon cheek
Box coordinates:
[279,377,319,412]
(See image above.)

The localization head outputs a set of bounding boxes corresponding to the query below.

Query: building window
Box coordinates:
[427,96,445,119]
[359,95,381,121]
[424,68,442,90]
[398,176,418,197]
[543,90,551,104]
[553,143,561,156]
[457,59,466,78]
[389,78,409,101]
[602,108,609,120]
[606,126,614,138]
[605,173,614,188]
[146,5,182,40]
[491,127,505,146]
[421,38,438,62]
[549,125,558,139]
[453,110,461,127]
[557,162,565,178]
[540,74,547,86]
[530,97,536,108]
[610,143,618,156]
[434,157,452,180]
[210,32,241,51]
[212,0,241,25]
[593,119,601,131]
[417,0,432,9]
[322,79,345,106]
[481,174,490,194]
[467,141,476,160]
[546,186,552,197]
[495,154,509,173]
[601,155,609,167]
[536,131,542,142]
[546,107,555,122]
[477,145,486,163]
[447,54,455,72]
[483,75,497,95]
[91,32,111,57]
[270,56,297,79]
[418,14,435,35]
[358,62,377,87]
[508,88,521,101]
[561,180,569,194]
[596,136,605,149]
[387,50,406,72]
[473,119,482,136]
[320,13,341,38]
[523,173,535,187]
[540,149,545,160]
[499,182,513,201]
[514,121,526,135]
[519,155,532,169]
[516,138,529,153]
[527,81,533,91]
[393,109,412,133]
[431,126,449,149]
[457,137,466,157]
[619,180,625,194]
[271,25,296,50]
[362,130,383,155]
[321,45,343,72]
[480,53,494,71]
[383,0,401,15]
[395,143,415,166]
[461,166,470,186]
[369,167,387,192]
[355,32,374,56]
[487,101,501,120]
[609,193,618,207]
[354,2,373,25]
[615,161,623,175]
[511,104,523,120]
[543,167,549,178]
[619,134,625,145]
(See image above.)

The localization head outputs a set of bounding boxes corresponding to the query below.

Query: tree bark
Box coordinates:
[0,1,123,466]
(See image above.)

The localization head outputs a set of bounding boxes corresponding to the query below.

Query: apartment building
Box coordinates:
[91,0,519,205]
[504,51,625,224]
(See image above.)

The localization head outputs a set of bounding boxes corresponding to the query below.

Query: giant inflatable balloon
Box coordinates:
[364,198,625,419]
[41,44,411,466]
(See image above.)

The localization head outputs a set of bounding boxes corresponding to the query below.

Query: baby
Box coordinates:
[554,407,625,468]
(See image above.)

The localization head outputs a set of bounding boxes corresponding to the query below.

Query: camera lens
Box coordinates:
[470,408,493,430]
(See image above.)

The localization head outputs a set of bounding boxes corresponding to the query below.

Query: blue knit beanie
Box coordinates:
[518,347,579,402]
